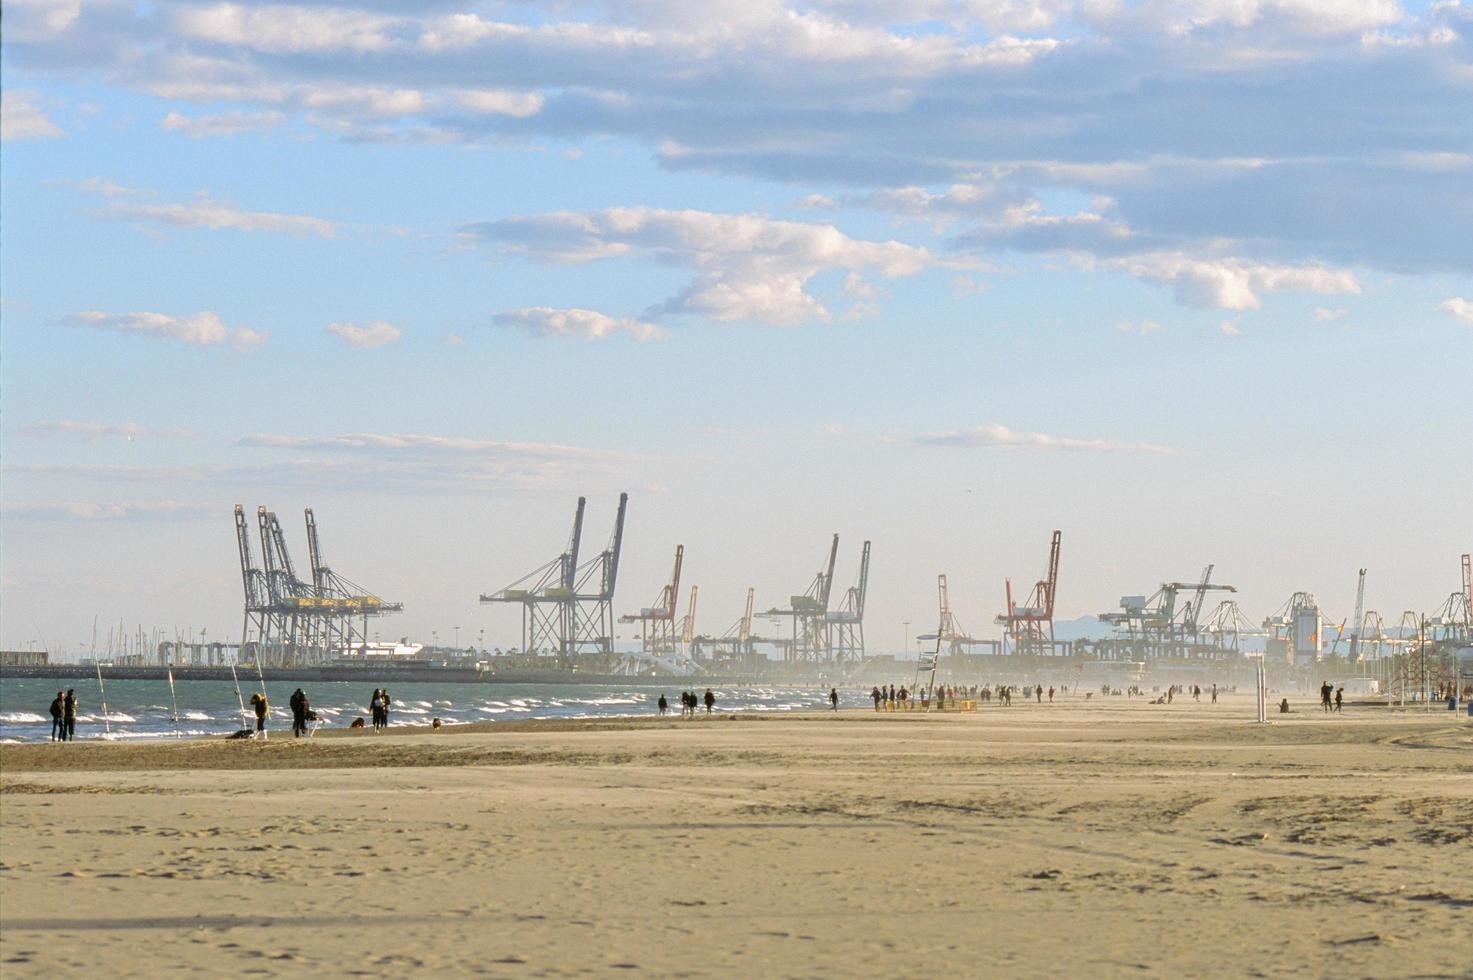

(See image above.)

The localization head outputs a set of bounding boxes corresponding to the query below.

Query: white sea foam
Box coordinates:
[0,711,47,724]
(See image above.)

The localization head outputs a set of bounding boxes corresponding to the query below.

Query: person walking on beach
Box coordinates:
[830,687,839,711]
[369,689,382,729]
[871,686,882,711]
[704,688,715,714]
[63,689,78,741]
[1211,683,1218,704]
[49,691,64,741]
[658,694,669,716]
[1334,687,1343,712]
[251,692,268,740]
[381,689,392,728]
[1320,681,1333,712]
[1048,686,1054,703]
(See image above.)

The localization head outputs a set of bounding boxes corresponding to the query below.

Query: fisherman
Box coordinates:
[63,689,78,741]
[251,692,269,740]
[49,691,64,741]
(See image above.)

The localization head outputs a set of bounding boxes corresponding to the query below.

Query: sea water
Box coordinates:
[0,677,855,743]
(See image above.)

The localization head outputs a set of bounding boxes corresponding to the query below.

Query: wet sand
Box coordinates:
[2,697,1470,977]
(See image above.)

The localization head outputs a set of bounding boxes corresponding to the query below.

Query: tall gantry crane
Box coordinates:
[827,540,871,661]
[680,584,699,654]
[1347,568,1367,661]
[1100,566,1238,661]
[995,530,1061,655]
[766,533,840,661]
[692,588,756,664]
[568,492,628,655]
[620,544,683,656]
[235,505,401,666]
[481,496,586,658]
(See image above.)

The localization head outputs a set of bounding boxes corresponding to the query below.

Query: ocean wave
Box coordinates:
[0,711,47,724]
[182,711,212,721]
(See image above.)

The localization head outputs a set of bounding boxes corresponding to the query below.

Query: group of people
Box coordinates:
[1319,681,1345,712]
[868,682,1067,710]
[368,688,393,729]
[288,687,314,737]
[47,689,78,741]
[658,689,716,717]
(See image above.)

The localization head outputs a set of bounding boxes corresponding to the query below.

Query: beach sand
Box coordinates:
[2,697,1470,978]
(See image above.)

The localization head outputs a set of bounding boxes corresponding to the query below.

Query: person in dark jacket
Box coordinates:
[49,692,65,741]
[703,688,715,714]
[63,690,78,741]
[289,688,305,737]
[829,687,839,711]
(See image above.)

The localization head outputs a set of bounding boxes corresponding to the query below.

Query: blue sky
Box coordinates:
[2,0,1470,656]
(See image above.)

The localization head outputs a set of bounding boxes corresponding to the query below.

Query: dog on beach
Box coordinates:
[350,717,365,729]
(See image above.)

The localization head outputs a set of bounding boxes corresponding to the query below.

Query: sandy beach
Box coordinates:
[2,697,1470,978]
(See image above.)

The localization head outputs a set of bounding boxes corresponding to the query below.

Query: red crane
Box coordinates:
[995,530,1061,654]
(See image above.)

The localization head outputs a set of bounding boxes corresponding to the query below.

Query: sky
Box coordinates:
[2,0,1471,658]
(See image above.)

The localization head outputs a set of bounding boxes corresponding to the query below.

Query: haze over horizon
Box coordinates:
[2,0,1470,656]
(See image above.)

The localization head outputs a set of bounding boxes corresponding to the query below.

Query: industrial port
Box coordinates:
[4,495,1469,698]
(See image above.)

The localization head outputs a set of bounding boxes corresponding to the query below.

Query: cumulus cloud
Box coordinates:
[916,423,1171,453]
[1219,318,1243,337]
[454,89,545,118]
[1,91,63,140]
[470,207,943,325]
[326,320,403,349]
[1098,252,1361,310]
[23,420,194,440]
[1439,296,1473,324]
[160,109,284,137]
[1313,306,1347,321]
[59,310,268,349]
[492,307,665,341]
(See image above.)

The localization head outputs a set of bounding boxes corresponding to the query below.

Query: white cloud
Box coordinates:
[1118,318,1165,335]
[1,91,63,140]
[1219,318,1243,336]
[99,195,336,238]
[492,307,665,341]
[1438,296,1473,325]
[22,420,194,440]
[326,320,403,349]
[160,109,284,137]
[1099,252,1361,310]
[1312,306,1347,321]
[471,207,944,326]
[916,423,1171,453]
[454,89,545,118]
[0,501,215,522]
[60,310,268,349]
[236,431,629,462]
[173,3,400,54]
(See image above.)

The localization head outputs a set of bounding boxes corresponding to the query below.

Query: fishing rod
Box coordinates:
[230,664,250,735]
[166,662,181,739]
[94,661,112,736]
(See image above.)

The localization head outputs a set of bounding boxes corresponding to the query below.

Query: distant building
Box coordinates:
[0,650,49,667]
